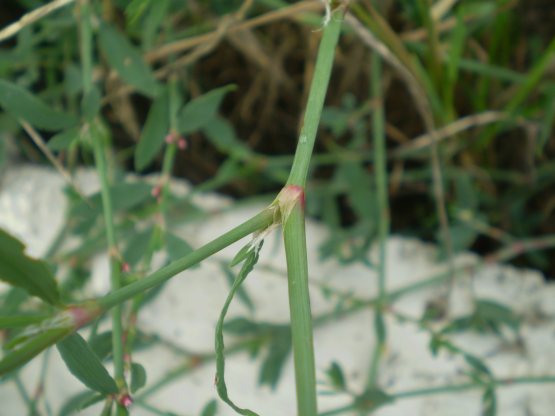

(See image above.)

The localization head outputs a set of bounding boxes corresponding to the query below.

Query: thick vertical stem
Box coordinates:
[281,7,344,415]
[283,195,316,416]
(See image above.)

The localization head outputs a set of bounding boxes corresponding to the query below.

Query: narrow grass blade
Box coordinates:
[215,242,263,416]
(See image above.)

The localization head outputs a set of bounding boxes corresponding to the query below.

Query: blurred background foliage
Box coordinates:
[1,0,555,277]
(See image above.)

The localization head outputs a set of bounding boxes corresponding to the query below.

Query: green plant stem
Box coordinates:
[286,10,343,188]
[280,7,343,416]
[91,136,126,392]
[283,202,316,415]
[80,0,127,395]
[367,52,388,389]
[97,209,274,310]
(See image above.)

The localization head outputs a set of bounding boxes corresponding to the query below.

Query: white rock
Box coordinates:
[1,165,555,416]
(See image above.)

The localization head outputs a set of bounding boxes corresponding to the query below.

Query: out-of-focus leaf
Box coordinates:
[0,327,70,376]
[98,23,160,97]
[123,227,154,267]
[134,88,169,171]
[59,390,104,416]
[482,386,497,416]
[47,127,80,151]
[334,163,375,223]
[442,299,520,336]
[178,85,236,134]
[325,362,346,391]
[88,331,113,361]
[463,353,492,379]
[130,362,147,393]
[72,182,152,222]
[0,79,77,131]
[165,232,194,262]
[202,116,250,157]
[125,0,152,27]
[258,326,291,389]
[200,399,218,416]
[475,299,520,333]
[0,228,61,305]
[142,0,170,49]
[57,333,118,394]
[223,317,260,335]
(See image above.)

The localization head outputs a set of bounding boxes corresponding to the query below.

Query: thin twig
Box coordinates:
[20,120,87,200]
[0,0,76,43]
[145,1,323,64]
[391,111,534,157]
[485,235,555,264]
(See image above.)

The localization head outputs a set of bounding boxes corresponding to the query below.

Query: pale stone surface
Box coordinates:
[1,165,555,415]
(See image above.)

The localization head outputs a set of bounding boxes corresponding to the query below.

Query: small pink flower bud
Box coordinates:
[164,132,175,144]
[151,185,161,198]
[121,262,131,273]
[119,394,133,408]
[177,137,187,150]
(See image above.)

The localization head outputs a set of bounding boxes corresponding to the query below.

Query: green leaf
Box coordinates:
[200,399,218,416]
[82,85,102,121]
[258,326,291,389]
[464,353,492,380]
[0,327,70,376]
[59,391,104,416]
[0,228,61,305]
[141,0,170,49]
[178,85,236,134]
[57,333,119,395]
[123,227,154,267]
[335,162,376,222]
[223,317,260,335]
[72,181,152,222]
[475,299,520,332]
[229,242,253,267]
[89,331,113,361]
[125,0,152,27]
[165,232,194,263]
[482,386,497,416]
[47,127,80,151]
[130,362,147,393]
[98,23,160,97]
[325,362,346,391]
[202,116,250,158]
[221,262,254,312]
[215,241,263,416]
[134,88,170,171]
[0,79,77,131]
